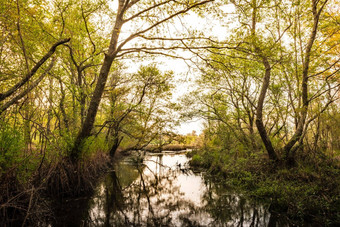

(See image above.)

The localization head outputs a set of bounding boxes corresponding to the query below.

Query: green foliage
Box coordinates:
[0,123,24,172]
[190,154,204,166]
[189,147,340,225]
[55,132,108,159]
[103,63,178,155]
[0,0,338,224]
[80,135,109,158]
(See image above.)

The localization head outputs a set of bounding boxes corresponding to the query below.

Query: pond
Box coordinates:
[54,152,288,226]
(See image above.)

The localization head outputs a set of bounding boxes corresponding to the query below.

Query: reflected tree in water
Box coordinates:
[81,154,288,226]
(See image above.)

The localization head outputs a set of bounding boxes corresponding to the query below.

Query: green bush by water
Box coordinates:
[189,147,340,225]
[0,124,24,172]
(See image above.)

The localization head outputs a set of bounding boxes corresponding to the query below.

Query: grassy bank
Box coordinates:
[189,148,340,226]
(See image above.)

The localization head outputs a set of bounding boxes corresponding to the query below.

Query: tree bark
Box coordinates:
[256,57,278,161]
[109,130,123,158]
[251,0,278,161]
[58,77,69,130]
[71,0,214,161]
[283,0,326,161]
[71,1,125,161]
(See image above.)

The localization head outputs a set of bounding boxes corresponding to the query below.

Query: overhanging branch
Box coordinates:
[0,38,70,102]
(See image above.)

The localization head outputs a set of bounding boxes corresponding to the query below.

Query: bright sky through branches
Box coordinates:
[104,1,235,135]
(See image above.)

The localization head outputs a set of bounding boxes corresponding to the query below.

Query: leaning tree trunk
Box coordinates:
[0,38,70,103]
[71,1,125,162]
[71,54,117,161]
[250,0,278,161]
[70,0,214,162]
[256,57,279,161]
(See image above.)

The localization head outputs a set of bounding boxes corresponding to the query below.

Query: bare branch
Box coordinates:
[16,0,29,72]
[123,0,173,23]
[0,38,70,102]
[0,59,55,115]
[115,0,214,53]
[81,3,96,54]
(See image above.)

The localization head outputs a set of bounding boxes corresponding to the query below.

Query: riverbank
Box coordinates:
[141,144,197,152]
[188,148,340,226]
[114,144,197,158]
[0,151,111,226]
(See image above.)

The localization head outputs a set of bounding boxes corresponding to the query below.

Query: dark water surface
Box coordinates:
[54,152,288,226]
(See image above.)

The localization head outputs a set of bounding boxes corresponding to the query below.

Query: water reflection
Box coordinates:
[81,152,286,226]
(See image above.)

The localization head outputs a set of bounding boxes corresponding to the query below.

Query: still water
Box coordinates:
[56,152,286,226]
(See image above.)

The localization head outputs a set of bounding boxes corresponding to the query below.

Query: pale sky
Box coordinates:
[107,1,234,135]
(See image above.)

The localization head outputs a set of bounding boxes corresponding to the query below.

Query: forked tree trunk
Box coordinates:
[254,0,326,163]
[283,0,325,164]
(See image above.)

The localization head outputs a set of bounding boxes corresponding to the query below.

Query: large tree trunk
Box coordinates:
[256,57,279,161]
[250,0,278,161]
[71,1,125,161]
[70,0,214,161]
[71,54,116,160]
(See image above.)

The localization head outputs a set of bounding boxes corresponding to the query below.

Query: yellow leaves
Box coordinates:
[321,2,340,55]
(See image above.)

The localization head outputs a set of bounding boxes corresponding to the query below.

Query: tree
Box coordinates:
[188,0,339,163]
[71,0,214,161]
[103,64,175,157]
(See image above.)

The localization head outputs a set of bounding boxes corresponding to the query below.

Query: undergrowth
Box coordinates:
[0,128,111,226]
[189,147,340,226]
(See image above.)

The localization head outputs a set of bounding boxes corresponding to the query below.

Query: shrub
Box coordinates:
[0,124,24,172]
